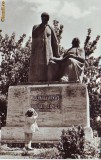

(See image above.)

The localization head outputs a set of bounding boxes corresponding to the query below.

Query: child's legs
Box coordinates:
[29,133,33,141]
[28,133,33,148]
[25,133,32,147]
[25,133,29,147]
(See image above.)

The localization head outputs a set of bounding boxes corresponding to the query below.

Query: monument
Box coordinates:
[1,83,92,143]
[1,13,93,144]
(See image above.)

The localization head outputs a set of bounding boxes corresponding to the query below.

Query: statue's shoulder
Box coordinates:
[78,48,85,55]
[78,48,84,52]
[66,47,85,56]
[78,48,85,58]
[32,24,40,30]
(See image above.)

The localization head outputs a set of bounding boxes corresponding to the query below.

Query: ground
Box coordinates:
[0,130,100,159]
[0,129,59,159]
[0,146,59,159]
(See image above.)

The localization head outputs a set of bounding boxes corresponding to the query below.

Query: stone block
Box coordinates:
[1,83,91,143]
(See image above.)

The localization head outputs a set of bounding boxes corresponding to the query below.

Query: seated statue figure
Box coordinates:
[48,37,85,83]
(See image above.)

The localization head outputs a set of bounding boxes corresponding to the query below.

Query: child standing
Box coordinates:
[24,108,39,150]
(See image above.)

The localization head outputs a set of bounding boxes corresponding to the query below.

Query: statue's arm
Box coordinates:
[69,54,85,63]
[32,25,38,38]
[51,27,60,58]
[50,54,72,63]
[50,56,63,63]
[69,48,85,63]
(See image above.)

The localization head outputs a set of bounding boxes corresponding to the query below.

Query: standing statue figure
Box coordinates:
[49,37,85,83]
[28,12,60,82]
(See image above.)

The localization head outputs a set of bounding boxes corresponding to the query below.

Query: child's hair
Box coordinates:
[25,109,34,117]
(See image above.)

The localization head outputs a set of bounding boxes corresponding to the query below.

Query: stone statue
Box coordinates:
[28,12,60,82]
[49,37,85,83]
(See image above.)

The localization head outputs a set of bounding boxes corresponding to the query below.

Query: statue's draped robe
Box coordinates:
[48,47,85,83]
[60,47,85,82]
[28,24,59,82]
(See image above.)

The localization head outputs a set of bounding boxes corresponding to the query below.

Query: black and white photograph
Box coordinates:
[0,0,101,159]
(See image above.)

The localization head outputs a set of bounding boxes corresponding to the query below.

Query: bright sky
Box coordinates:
[0,0,101,63]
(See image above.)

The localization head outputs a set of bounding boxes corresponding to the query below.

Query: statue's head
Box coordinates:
[41,12,50,24]
[72,37,80,47]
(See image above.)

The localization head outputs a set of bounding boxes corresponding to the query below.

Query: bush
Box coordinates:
[56,126,99,159]
[57,126,85,158]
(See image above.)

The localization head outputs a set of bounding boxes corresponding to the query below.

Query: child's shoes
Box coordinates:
[25,146,33,150]
[28,147,33,150]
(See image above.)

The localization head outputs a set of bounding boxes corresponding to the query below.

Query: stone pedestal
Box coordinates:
[1,83,92,143]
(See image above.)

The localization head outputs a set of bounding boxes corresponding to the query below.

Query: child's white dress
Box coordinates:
[24,115,39,133]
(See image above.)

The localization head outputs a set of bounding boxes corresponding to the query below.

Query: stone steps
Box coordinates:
[0,147,58,158]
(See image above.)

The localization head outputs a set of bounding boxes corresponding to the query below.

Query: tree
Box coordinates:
[0,32,31,96]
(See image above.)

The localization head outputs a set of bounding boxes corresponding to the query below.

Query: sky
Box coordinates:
[0,0,101,62]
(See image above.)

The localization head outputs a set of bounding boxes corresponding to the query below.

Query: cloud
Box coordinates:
[29,0,60,15]
[24,0,98,20]
[58,2,98,19]
[59,2,90,19]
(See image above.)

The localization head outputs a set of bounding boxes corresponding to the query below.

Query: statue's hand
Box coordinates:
[49,56,63,63]
[50,57,57,61]
[49,58,56,64]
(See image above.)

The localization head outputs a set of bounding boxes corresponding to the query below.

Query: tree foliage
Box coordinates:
[0,32,31,96]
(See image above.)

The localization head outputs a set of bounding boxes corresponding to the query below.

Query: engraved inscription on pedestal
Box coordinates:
[30,87,62,112]
[31,94,61,112]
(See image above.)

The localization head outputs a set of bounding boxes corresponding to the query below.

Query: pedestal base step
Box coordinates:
[1,127,68,143]
[1,126,93,143]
